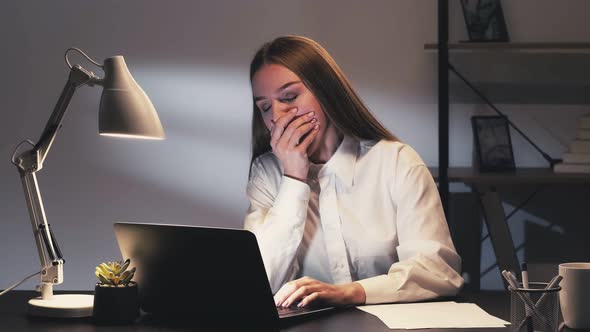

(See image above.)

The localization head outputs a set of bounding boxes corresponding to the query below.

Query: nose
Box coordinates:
[270,101,292,125]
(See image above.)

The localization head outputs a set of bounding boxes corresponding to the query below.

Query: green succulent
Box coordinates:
[95,258,136,286]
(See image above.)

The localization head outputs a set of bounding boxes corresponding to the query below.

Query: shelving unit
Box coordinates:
[429,167,590,291]
[433,0,590,290]
[424,42,590,52]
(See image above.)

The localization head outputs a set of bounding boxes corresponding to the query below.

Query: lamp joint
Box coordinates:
[15,149,42,173]
[69,64,100,87]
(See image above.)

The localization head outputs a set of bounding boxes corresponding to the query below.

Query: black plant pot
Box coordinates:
[93,282,139,325]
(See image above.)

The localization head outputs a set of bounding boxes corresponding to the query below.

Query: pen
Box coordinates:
[507,271,521,289]
[545,275,563,289]
[501,270,519,289]
[521,263,529,289]
[520,263,534,332]
[535,275,563,309]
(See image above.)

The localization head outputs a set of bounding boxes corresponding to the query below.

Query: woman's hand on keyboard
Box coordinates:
[274,276,366,308]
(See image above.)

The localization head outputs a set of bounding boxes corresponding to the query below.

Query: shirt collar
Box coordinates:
[318,135,358,186]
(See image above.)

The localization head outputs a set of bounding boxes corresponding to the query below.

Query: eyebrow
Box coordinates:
[254,80,302,102]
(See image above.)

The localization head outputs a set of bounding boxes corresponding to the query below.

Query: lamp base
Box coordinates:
[28,294,94,318]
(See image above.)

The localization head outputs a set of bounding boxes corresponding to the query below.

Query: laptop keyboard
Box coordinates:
[277,305,311,316]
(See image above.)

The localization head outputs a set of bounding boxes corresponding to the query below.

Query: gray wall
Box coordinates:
[1,1,589,291]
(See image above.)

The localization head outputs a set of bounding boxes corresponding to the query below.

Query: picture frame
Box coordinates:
[460,0,509,42]
[471,115,515,172]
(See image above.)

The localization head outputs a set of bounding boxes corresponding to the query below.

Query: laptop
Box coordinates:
[113,222,333,328]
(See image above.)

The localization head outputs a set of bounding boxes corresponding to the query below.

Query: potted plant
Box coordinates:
[93,258,139,325]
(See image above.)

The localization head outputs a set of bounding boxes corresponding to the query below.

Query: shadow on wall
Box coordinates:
[2,160,247,291]
[480,185,590,289]
[501,185,590,262]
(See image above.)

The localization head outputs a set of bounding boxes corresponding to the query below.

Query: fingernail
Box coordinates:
[314,124,319,129]
[291,108,297,114]
[297,302,304,308]
[311,118,317,123]
[307,112,315,117]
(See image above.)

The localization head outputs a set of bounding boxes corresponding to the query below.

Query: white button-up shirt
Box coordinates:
[244,136,464,304]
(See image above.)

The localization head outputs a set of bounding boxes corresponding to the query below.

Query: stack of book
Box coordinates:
[554,115,590,173]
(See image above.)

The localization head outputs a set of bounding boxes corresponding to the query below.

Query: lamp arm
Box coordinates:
[17,171,63,295]
[13,64,100,298]
[34,65,100,166]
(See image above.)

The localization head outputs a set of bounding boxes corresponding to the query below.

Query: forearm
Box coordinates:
[355,248,464,304]
[245,176,311,291]
[248,213,305,291]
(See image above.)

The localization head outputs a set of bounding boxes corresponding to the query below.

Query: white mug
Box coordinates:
[559,262,590,329]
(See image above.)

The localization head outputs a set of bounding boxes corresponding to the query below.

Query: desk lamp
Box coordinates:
[10,48,165,317]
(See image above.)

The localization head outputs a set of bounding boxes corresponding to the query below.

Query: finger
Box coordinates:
[278,111,315,146]
[274,281,299,307]
[287,121,317,148]
[298,292,322,308]
[274,276,316,307]
[297,124,320,151]
[273,284,290,307]
[270,108,298,146]
[282,286,309,308]
[286,111,315,131]
[270,108,298,144]
[269,124,284,148]
[283,284,321,308]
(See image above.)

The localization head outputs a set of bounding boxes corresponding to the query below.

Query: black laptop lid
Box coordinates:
[113,222,279,327]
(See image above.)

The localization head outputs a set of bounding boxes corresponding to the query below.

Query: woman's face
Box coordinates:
[252,64,327,151]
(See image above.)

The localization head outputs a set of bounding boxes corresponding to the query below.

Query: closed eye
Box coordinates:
[258,103,270,113]
[259,95,297,113]
[281,95,297,103]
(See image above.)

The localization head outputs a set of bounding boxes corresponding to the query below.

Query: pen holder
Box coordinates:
[509,282,561,332]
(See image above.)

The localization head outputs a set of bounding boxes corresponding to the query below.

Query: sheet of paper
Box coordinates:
[356,301,510,329]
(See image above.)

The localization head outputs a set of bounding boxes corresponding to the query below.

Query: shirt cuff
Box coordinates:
[270,176,310,219]
[355,274,401,304]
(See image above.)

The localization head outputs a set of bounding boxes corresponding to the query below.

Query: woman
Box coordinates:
[244,35,463,308]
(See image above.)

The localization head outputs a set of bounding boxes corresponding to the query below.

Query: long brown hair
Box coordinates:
[249,35,398,169]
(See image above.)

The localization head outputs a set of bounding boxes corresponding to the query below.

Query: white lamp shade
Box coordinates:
[99,56,165,139]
